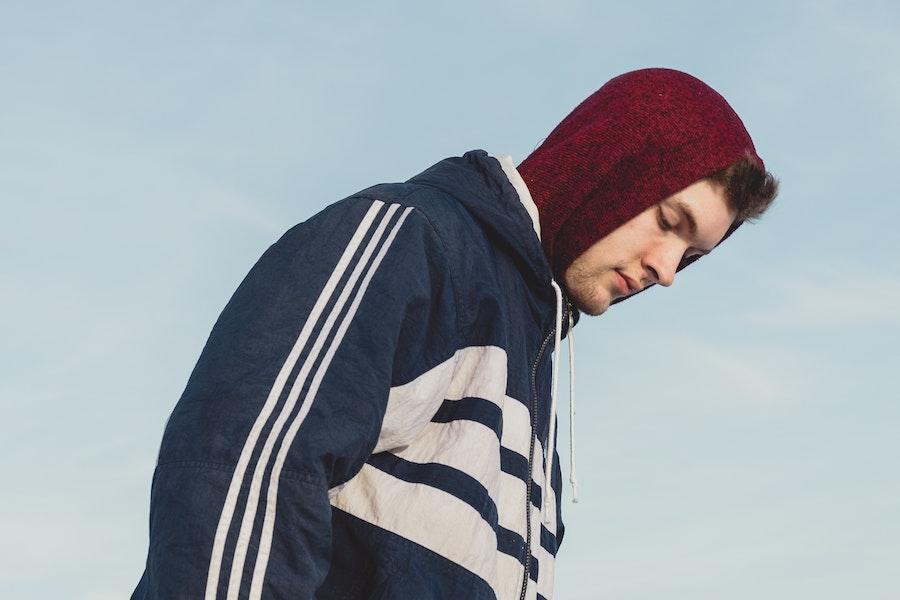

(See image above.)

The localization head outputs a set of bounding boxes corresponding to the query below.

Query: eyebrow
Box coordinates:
[670,197,711,256]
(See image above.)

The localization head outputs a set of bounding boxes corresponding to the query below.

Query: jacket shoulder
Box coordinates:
[348,181,481,247]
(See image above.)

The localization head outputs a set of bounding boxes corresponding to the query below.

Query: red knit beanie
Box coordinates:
[518,68,764,279]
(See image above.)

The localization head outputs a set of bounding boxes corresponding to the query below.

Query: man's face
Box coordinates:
[563,179,738,316]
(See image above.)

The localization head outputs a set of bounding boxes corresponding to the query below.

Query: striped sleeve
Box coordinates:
[132,197,461,600]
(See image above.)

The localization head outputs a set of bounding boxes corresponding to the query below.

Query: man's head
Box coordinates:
[517,68,779,314]
[563,153,778,314]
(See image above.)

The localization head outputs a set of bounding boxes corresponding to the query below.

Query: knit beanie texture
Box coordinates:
[517,68,764,280]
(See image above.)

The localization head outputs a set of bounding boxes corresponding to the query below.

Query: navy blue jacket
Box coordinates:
[132,150,576,600]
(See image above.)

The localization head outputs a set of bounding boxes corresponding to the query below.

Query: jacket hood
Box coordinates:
[407,150,568,310]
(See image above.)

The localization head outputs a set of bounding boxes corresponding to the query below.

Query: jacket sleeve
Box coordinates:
[132,196,461,599]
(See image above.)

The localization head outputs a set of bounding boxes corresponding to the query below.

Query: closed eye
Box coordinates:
[657,206,674,231]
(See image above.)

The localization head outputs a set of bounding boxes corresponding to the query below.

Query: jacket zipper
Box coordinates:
[519,300,569,600]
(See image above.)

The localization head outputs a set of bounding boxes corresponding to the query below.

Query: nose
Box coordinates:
[643,243,684,287]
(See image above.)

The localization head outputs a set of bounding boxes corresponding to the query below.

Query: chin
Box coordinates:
[584,303,610,317]
[570,291,611,317]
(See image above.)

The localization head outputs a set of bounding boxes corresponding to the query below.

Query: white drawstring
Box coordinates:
[568,321,578,503]
[545,281,578,522]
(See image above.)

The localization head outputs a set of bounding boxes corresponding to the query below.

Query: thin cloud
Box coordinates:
[743,262,900,329]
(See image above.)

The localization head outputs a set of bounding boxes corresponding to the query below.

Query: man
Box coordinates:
[132,68,778,599]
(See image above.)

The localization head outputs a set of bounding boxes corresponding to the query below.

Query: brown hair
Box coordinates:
[709,152,780,222]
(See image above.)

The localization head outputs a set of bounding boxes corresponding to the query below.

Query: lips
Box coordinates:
[614,271,630,296]
[615,271,640,296]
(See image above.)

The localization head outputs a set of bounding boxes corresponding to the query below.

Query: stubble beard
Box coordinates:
[563,263,612,317]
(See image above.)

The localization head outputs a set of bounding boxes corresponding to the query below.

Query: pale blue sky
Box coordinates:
[2,2,898,598]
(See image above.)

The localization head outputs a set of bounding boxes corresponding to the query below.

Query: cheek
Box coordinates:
[578,248,610,274]
[568,264,611,303]
[566,257,601,288]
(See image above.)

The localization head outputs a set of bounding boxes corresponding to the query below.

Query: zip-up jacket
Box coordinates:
[132,150,578,600]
